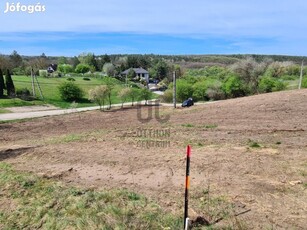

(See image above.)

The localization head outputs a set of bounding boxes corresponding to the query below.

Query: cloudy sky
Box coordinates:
[0,0,306,56]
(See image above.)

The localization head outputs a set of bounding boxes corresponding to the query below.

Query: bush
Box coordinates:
[139,88,152,105]
[192,81,208,101]
[16,88,32,100]
[75,64,91,74]
[273,81,287,91]
[176,79,193,102]
[160,89,173,103]
[88,85,109,110]
[222,76,247,98]
[58,82,84,102]
[83,77,91,81]
[39,70,48,78]
[258,76,287,93]
[66,77,76,81]
[206,87,225,101]
[302,77,307,88]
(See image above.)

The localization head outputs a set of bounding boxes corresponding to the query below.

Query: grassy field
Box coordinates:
[8,75,128,108]
[0,163,181,229]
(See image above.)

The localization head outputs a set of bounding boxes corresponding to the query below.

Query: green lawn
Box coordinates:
[11,75,126,108]
[0,163,181,229]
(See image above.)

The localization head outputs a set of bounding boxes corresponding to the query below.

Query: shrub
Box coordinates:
[39,70,48,78]
[258,76,275,93]
[88,85,109,110]
[129,88,140,106]
[206,87,225,101]
[16,88,32,100]
[58,64,74,74]
[58,82,84,102]
[258,76,287,93]
[139,88,151,105]
[222,76,247,98]
[118,87,131,108]
[302,77,307,88]
[66,77,76,81]
[75,64,91,74]
[192,81,208,101]
[176,79,193,102]
[205,80,224,100]
[160,89,173,103]
[83,77,91,81]
[272,81,287,91]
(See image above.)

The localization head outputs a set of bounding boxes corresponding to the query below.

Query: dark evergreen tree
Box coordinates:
[0,69,5,97]
[5,69,15,97]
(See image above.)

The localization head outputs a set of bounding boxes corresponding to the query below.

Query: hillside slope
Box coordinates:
[1,89,306,229]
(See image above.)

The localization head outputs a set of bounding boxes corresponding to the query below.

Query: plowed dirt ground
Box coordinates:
[1,89,307,229]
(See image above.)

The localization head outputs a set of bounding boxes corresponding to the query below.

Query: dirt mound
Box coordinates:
[1,89,307,229]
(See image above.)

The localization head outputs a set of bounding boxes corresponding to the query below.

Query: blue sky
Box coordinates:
[0,0,306,56]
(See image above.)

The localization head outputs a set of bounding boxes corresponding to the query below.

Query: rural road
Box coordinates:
[0,99,212,122]
[0,101,158,121]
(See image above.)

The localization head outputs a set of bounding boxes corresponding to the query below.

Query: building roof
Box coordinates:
[122,68,149,75]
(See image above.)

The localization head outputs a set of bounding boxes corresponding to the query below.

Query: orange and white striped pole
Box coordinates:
[184,145,191,230]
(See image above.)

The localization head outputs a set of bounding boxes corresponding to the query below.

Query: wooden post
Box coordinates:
[31,68,36,97]
[173,71,176,108]
[184,145,191,230]
[299,60,304,89]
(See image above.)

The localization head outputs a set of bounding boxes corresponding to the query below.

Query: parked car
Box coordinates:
[182,98,194,107]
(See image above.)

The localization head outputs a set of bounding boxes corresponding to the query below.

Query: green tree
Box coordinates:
[0,69,5,97]
[222,76,246,98]
[104,77,115,109]
[5,69,15,97]
[139,88,151,105]
[118,87,132,108]
[75,63,91,74]
[78,53,98,71]
[88,85,109,110]
[192,81,208,101]
[231,57,268,94]
[258,76,286,93]
[302,77,307,88]
[0,55,12,70]
[129,88,139,106]
[127,56,139,68]
[58,82,84,102]
[58,64,74,74]
[71,56,80,68]
[176,79,193,102]
[154,60,169,80]
[9,50,23,68]
[103,63,115,77]
[258,76,276,93]
[127,69,137,80]
[58,56,68,65]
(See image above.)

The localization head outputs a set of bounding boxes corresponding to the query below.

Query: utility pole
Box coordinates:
[299,60,304,89]
[173,71,176,108]
[31,68,36,97]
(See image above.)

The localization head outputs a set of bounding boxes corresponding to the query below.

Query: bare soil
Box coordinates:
[1,89,307,229]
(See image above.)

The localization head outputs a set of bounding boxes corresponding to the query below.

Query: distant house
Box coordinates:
[121,68,149,83]
[47,64,58,73]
